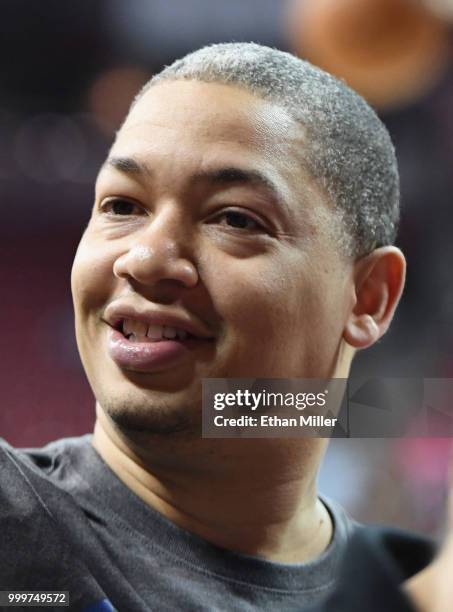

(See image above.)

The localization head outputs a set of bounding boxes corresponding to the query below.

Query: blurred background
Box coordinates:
[1,0,452,535]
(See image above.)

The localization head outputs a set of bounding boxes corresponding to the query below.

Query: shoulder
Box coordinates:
[344,524,435,581]
[0,435,93,520]
[0,437,110,602]
[0,434,92,477]
[314,525,435,612]
[0,437,92,570]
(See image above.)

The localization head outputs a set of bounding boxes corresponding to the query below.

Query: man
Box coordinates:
[1,43,407,610]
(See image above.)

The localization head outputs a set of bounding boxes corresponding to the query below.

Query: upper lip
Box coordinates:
[103,302,215,340]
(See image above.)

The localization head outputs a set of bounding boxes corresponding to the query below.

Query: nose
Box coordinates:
[113,209,199,289]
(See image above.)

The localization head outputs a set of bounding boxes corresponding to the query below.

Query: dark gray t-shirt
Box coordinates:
[0,435,353,611]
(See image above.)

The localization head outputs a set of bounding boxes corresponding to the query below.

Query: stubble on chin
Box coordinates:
[96,389,199,436]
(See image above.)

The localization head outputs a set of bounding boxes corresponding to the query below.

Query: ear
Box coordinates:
[343,246,406,350]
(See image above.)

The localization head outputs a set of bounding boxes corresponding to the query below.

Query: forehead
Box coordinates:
[112,80,301,169]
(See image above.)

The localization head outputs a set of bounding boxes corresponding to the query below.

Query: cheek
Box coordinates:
[202,249,349,371]
[202,251,301,339]
[71,234,118,318]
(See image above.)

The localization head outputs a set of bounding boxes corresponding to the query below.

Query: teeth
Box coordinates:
[129,320,148,338]
[123,319,133,336]
[163,326,177,339]
[147,324,163,340]
[122,318,190,342]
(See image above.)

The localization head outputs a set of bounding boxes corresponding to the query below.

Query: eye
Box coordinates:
[100,198,145,216]
[217,210,265,231]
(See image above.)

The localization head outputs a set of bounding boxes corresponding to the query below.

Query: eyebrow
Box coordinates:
[192,167,283,204]
[105,156,149,175]
[104,156,286,210]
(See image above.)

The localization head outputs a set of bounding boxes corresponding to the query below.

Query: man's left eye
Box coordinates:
[101,199,144,216]
[217,211,264,231]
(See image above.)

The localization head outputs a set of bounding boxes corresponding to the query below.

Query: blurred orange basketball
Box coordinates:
[287,0,451,109]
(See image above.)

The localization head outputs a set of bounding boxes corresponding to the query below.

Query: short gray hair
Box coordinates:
[136,42,399,257]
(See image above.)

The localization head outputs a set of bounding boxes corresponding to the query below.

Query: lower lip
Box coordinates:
[107,328,196,373]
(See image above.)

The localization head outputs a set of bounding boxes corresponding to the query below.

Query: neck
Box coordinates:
[92,409,332,564]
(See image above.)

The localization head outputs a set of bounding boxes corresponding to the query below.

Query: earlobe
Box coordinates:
[343,313,380,350]
[343,247,406,350]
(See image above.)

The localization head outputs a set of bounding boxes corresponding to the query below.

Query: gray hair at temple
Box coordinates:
[134,42,400,258]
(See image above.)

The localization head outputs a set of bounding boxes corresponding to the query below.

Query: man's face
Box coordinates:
[71,80,354,433]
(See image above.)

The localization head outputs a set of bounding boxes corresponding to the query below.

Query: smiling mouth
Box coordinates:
[113,318,210,344]
[107,317,214,373]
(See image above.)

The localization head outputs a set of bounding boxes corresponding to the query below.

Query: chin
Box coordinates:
[110,409,193,435]
[97,387,200,436]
